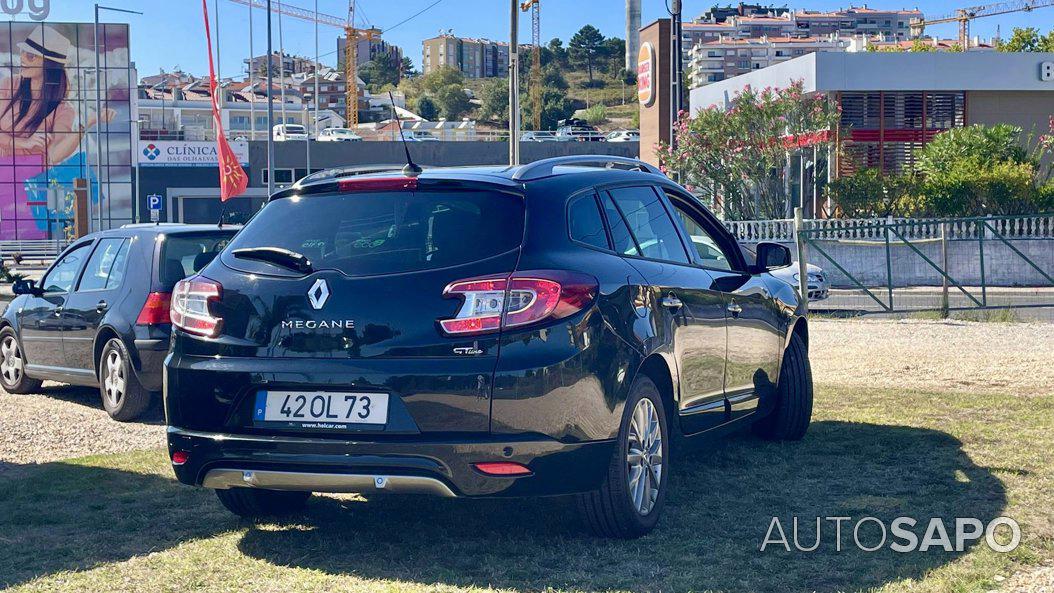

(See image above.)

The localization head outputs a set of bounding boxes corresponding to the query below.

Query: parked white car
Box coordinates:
[406,131,439,142]
[738,244,829,300]
[606,130,640,143]
[771,264,829,301]
[272,124,309,141]
[317,127,363,142]
[521,131,560,142]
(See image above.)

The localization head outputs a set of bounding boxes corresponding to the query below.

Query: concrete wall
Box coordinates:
[255,140,639,172]
[759,239,1054,287]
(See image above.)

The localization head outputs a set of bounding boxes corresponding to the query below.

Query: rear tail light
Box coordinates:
[171,450,190,465]
[472,462,532,476]
[439,270,597,336]
[170,276,223,337]
[136,291,172,325]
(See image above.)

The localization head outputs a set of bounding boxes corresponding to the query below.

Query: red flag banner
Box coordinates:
[202,0,248,202]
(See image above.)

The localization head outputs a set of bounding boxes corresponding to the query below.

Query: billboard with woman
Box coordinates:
[0,22,132,240]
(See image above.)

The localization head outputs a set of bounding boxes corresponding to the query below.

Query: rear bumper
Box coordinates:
[167,426,616,498]
[133,338,167,392]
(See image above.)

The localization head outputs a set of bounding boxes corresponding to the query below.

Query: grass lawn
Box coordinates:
[2,383,1052,593]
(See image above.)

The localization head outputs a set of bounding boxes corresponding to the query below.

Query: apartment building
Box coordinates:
[793,7,922,41]
[688,36,849,87]
[244,52,319,78]
[337,29,404,72]
[422,34,510,78]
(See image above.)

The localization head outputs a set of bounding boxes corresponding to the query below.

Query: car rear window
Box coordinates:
[224,190,525,277]
[160,232,236,287]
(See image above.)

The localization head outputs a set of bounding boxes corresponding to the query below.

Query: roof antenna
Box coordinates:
[388,91,422,178]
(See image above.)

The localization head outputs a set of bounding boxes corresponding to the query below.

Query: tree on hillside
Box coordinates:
[997,27,1054,52]
[547,38,568,66]
[479,78,509,124]
[601,37,625,74]
[401,67,470,120]
[569,25,606,82]
[399,57,418,78]
[415,96,438,121]
[543,64,569,91]
[523,88,576,130]
[360,57,400,92]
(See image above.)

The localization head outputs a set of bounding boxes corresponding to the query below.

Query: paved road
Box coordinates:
[813,286,1054,321]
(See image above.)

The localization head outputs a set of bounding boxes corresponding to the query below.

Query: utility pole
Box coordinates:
[266,0,275,194]
[669,0,682,150]
[509,0,520,165]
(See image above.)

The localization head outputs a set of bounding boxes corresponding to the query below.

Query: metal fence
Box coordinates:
[727,213,1054,316]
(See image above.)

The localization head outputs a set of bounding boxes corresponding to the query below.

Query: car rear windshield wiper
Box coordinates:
[232,247,314,274]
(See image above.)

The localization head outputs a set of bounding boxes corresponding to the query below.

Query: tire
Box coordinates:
[99,338,151,422]
[215,488,311,518]
[0,328,42,394]
[753,332,813,441]
[578,375,669,539]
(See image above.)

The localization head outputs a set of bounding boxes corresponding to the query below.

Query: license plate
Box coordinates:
[254,391,389,428]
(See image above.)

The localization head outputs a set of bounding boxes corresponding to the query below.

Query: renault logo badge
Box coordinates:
[308,278,330,310]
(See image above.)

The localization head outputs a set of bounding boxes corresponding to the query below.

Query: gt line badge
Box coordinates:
[308,278,330,310]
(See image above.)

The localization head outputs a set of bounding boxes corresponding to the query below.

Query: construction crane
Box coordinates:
[909,0,1054,48]
[229,0,379,126]
[521,0,542,131]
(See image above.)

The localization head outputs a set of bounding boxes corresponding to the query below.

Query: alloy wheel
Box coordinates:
[626,397,663,515]
[0,336,24,386]
[103,348,126,409]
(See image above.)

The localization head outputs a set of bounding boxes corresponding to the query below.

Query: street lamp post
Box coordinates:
[95,4,143,232]
[508,0,520,166]
[132,118,144,223]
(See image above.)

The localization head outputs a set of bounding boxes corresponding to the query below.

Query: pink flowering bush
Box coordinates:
[657,80,839,220]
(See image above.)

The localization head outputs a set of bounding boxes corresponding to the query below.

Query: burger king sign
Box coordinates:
[637,42,656,107]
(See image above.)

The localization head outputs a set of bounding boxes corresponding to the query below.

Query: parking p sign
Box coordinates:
[147,194,163,222]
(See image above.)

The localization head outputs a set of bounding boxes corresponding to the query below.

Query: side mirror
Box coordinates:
[754,242,793,271]
[12,279,41,296]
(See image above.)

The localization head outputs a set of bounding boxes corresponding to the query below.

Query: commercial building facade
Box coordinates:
[0,21,135,239]
[689,52,1054,180]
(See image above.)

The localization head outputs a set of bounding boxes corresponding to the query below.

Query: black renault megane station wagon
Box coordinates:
[165,156,813,538]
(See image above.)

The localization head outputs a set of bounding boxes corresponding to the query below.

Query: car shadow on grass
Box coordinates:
[0,451,227,588]
[0,421,1007,592]
[235,420,1008,593]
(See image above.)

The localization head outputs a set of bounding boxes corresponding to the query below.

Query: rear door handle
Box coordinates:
[726,302,743,317]
[660,294,683,310]
[96,300,108,313]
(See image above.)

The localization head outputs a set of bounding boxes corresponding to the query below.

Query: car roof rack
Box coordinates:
[510,156,662,182]
[294,165,413,187]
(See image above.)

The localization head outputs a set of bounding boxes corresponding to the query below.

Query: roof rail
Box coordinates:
[511,156,663,182]
[294,164,411,187]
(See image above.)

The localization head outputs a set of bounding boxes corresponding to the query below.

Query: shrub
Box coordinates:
[581,104,607,125]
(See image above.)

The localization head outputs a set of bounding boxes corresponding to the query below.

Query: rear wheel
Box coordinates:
[215,488,311,518]
[753,332,813,441]
[578,376,668,539]
[0,329,42,394]
[99,338,151,421]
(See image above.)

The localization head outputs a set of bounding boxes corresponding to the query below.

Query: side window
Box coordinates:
[78,238,129,291]
[105,240,131,289]
[670,200,734,271]
[601,193,640,256]
[607,186,690,264]
[40,244,89,294]
[568,193,610,250]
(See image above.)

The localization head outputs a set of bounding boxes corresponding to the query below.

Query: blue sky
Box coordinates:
[31,0,1054,79]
